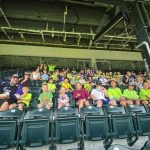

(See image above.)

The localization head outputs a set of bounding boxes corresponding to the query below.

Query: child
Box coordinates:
[61,78,73,92]
[17,86,32,110]
[38,83,53,109]
[84,80,92,93]
[58,87,70,109]
[47,78,56,93]
[123,82,140,106]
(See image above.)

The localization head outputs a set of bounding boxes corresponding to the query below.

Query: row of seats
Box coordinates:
[0,105,150,150]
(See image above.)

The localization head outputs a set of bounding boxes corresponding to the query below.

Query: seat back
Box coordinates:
[55,107,77,117]
[20,108,51,147]
[85,115,109,141]
[0,120,16,149]
[55,116,80,144]
[111,115,135,139]
[136,113,150,136]
[0,109,24,149]
[125,105,146,114]
[20,119,50,147]
[104,106,126,115]
[81,106,104,118]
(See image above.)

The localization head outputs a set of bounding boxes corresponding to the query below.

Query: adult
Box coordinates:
[122,71,136,84]
[0,74,19,111]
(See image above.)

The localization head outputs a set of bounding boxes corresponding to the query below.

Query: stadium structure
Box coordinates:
[0,0,150,150]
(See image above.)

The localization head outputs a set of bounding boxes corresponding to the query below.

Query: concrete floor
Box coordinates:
[9,136,148,150]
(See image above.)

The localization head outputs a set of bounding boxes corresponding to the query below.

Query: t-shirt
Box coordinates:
[58,94,69,103]
[0,81,18,102]
[41,74,49,81]
[47,83,56,91]
[84,83,92,93]
[122,75,135,84]
[139,89,150,100]
[73,88,89,101]
[61,82,72,90]
[50,74,58,81]
[108,87,122,100]
[123,89,139,100]
[19,93,32,106]
[38,92,53,103]
[91,88,105,100]
[48,65,55,72]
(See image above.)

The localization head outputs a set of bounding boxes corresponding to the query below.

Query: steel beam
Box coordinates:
[93,12,123,43]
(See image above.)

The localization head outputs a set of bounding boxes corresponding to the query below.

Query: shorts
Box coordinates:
[41,101,53,107]
[0,99,14,106]
[109,97,120,101]
[18,102,28,107]
[93,99,110,105]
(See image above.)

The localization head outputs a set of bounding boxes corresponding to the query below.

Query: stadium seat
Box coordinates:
[29,87,41,107]
[0,109,24,149]
[104,105,126,115]
[80,106,104,118]
[125,105,146,114]
[55,116,81,144]
[85,115,110,141]
[141,140,150,150]
[55,106,77,117]
[136,113,150,136]
[19,108,52,147]
[111,114,136,139]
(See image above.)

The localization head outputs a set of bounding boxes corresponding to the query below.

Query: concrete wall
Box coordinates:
[0,44,143,61]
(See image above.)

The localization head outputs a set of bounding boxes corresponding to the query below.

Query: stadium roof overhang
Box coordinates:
[0,0,149,51]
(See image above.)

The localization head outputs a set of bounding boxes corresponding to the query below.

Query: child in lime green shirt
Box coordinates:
[139,82,150,105]
[17,86,32,110]
[38,83,53,109]
[123,82,140,106]
[47,78,56,93]
[84,80,92,93]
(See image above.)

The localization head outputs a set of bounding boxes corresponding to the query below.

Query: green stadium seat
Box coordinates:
[141,140,150,150]
[55,116,81,144]
[19,108,52,147]
[136,113,150,136]
[85,115,110,141]
[20,119,50,147]
[0,109,24,149]
[55,107,77,117]
[104,106,126,115]
[119,85,128,92]
[111,114,136,139]
[80,106,104,118]
[125,105,146,114]
[0,120,16,149]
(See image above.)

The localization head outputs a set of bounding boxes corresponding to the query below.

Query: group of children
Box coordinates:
[2,67,149,111]
[11,78,150,111]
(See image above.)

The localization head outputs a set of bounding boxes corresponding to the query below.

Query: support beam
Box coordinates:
[93,12,123,43]
[0,6,12,28]
[129,2,150,70]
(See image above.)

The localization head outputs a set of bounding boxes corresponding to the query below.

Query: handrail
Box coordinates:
[136,41,150,78]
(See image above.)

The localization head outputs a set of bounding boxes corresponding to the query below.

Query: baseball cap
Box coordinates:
[24,72,30,75]
[128,82,135,86]
[96,80,102,86]
[11,74,19,78]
